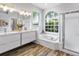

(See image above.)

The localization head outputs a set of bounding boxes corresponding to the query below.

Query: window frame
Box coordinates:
[44,11,59,35]
[32,11,40,25]
[31,11,41,30]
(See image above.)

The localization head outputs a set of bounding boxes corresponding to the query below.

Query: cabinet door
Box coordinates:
[64,13,79,53]
[0,33,20,53]
[0,40,20,54]
[22,31,36,45]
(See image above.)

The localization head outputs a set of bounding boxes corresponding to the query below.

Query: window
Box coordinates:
[32,11,39,25]
[45,11,59,33]
[32,11,40,29]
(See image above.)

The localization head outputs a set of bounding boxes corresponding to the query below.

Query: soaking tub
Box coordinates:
[37,33,60,50]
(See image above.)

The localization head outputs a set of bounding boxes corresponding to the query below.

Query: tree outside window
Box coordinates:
[45,11,59,33]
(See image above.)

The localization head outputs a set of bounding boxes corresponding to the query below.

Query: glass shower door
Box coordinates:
[64,12,79,53]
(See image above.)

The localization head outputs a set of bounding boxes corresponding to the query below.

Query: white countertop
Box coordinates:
[0,29,36,35]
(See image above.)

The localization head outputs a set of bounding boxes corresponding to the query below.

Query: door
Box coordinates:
[64,12,79,53]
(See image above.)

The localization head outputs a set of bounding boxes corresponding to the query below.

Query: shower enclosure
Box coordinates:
[63,10,79,55]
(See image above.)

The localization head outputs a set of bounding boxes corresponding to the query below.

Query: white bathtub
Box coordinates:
[37,33,60,50]
[39,33,59,42]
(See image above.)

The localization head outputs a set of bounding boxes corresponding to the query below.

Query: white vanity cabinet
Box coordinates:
[0,30,36,54]
[0,33,20,53]
[22,31,36,45]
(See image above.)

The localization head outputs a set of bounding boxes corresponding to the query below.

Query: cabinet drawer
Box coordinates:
[22,38,35,45]
[22,31,36,40]
[22,31,36,45]
[0,40,20,54]
[0,33,20,45]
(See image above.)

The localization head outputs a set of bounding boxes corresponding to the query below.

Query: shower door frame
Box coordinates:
[62,10,79,54]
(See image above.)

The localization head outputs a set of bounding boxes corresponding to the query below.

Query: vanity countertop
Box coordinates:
[0,29,36,36]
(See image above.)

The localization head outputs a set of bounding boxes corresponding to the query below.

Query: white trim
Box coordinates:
[44,31,59,35]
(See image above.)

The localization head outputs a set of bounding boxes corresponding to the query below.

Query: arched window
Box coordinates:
[45,11,59,33]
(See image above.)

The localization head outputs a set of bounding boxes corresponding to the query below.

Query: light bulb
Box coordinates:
[9,8,15,12]
[3,6,9,11]
[29,13,31,16]
[19,11,24,15]
[0,5,4,8]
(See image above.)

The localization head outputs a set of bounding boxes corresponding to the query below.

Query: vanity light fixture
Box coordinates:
[9,8,15,12]
[0,5,3,8]
[24,11,31,16]
[16,10,32,16]
[3,6,8,11]
[0,5,9,12]
[0,4,31,16]
[29,13,31,16]
[19,11,24,15]
[24,12,29,16]
[20,11,31,16]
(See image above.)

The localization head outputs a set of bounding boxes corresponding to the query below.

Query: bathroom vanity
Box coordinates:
[0,30,37,54]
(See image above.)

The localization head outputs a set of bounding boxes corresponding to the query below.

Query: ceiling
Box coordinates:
[32,3,79,9]
[32,3,79,12]
[32,3,60,9]
[2,3,79,13]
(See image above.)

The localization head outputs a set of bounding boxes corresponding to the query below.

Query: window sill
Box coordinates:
[44,32,59,36]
